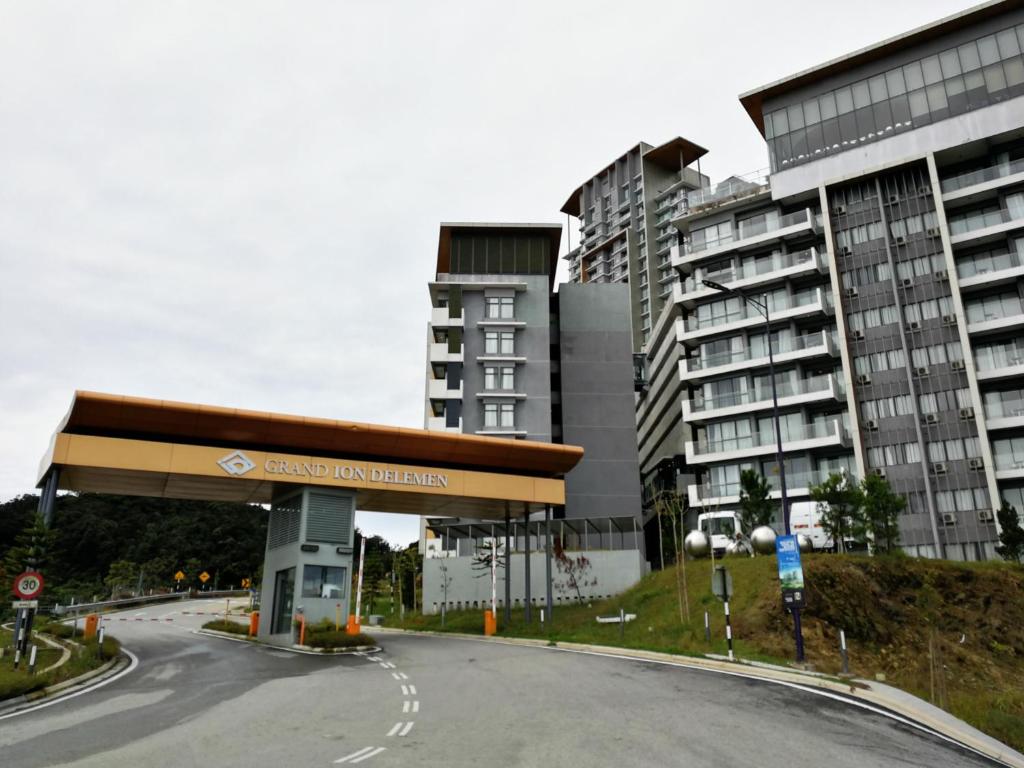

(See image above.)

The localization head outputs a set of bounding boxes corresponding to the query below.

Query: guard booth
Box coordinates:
[35,391,583,644]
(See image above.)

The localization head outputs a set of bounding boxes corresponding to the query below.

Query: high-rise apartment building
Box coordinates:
[638,0,1024,560]
[424,222,643,523]
[561,139,708,351]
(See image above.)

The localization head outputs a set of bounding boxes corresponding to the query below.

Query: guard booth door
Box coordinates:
[272,567,295,634]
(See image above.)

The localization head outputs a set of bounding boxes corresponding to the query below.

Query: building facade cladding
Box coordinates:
[720,1,1024,560]
[562,142,707,351]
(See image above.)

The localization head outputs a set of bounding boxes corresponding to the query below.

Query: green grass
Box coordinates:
[201,619,250,635]
[0,625,121,701]
[384,554,1024,751]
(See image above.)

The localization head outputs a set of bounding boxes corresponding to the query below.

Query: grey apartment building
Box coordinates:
[423,223,643,524]
[637,0,1024,560]
[561,139,708,352]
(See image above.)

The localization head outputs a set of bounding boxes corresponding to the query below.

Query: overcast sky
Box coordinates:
[0,0,970,545]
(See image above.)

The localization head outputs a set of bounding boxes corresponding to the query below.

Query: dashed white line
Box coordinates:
[334,746,386,764]
[402,700,410,713]
[399,721,415,737]
[412,700,419,713]
[408,684,417,695]
[391,672,401,681]
[400,684,409,696]
[397,672,408,680]
[386,722,403,737]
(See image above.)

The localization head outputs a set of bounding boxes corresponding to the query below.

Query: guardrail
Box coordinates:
[54,589,249,616]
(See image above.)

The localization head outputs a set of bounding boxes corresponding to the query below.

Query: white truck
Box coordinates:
[788,500,830,551]
[696,510,742,556]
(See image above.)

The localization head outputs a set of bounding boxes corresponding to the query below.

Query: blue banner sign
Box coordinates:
[776,535,806,608]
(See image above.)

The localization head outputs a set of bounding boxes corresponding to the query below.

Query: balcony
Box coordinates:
[429,342,463,364]
[957,250,1024,291]
[676,171,770,217]
[994,452,1024,481]
[965,308,1024,338]
[428,378,463,400]
[682,374,843,424]
[674,208,820,267]
[675,288,833,346]
[685,419,849,464]
[941,157,1024,200]
[687,468,835,508]
[680,329,837,384]
[975,349,1024,382]
[948,206,1024,248]
[426,416,462,433]
[675,247,826,307]
[475,426,528,437]
[430,307,464,328]
[985,397,1024,432]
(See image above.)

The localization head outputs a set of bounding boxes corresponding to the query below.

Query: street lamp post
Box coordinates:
[702,279,805,662]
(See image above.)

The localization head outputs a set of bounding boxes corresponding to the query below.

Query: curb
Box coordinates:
[0,654,126,717]
[195,629,381,656]
[373,626,1024,768]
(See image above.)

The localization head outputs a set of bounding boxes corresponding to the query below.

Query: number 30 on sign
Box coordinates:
[13,571,44,599]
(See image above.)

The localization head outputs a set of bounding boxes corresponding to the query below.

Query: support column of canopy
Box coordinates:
[523,503,531,623]
[504,502,512,624]
[37,467,60,526]
[544,504,553,623]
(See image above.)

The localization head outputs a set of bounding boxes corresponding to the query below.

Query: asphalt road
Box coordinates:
[0,599,1003,767]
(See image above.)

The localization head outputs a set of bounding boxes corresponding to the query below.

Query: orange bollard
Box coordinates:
[248,611,260,637]
[84,614,99,639]
[483,609,497,636]
[346,614,360,635]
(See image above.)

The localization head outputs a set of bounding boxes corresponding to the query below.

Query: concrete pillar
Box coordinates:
[504,502,511,624]
[523,503,531,623]
[544,505,553,620]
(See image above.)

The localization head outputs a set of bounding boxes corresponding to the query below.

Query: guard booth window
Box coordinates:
[302,565,347,599]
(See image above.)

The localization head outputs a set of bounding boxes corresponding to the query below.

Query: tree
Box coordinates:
[737,470,777,533]
[809,472,863,553]
[553,541,596,603]
[653,491,689,623]
[995,502,1024,563]
[3,512,57,594]
[104,560,139,598]
[859,474,904,552]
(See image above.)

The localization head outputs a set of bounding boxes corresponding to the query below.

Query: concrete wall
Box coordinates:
[557,283,643,523]
[422,549,646,615]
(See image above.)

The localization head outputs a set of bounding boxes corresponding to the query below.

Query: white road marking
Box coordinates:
[350,747,386,764]
[400,684,409,696]
[399,721,414,737]
[382,662,395,669]
[335,747,374,763]
[386,723,403,737]
[0,647,140,721]
[391,672,401,680]
[412,700,419,713]
[408,684,417,695]
[397,672,408,680]
[402,700,410,713]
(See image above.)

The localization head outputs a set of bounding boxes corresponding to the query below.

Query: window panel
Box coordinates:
[835,86,854,114]
[868,74,888,102]
[940,48,962,78]
[787,103,804,130]
[852,80,871,109]
[922,55,943,85]
[819,92,837,119]
[985,62,1008,95]
[885,67,907,96]
[803,98,821,124]
[979,35,1000,66]
[904,61,925,90]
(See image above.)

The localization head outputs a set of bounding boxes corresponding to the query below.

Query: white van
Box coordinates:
[697,510,741,556]
[788,501,830,551]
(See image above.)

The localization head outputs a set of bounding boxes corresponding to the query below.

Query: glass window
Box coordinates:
[984,63,1008,95]
[787,103,804,130]
[852,80,871,109]
[1005,57,1024,87]
[885,68,907,96]
[302,565,346,599]
[978,35,1000,66]
[803,98,821,124]
[998,28,1021,58]
[500,403,515,427]
[484,366,498,390]
[959,41,982,72]
[940,49,961,78]
[835,86,854,114]
[868,75,888,103]
[772,109,789,136]
[819,92,837,119]
[499,331,514,354]
[904,61,925,90]
[485,331,499,354]
[501,367,514,390]
[484,403,498,427]
[926,83,949,112]
[922,55,943,85]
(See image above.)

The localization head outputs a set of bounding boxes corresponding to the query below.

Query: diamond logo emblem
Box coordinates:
[217,450,255,477]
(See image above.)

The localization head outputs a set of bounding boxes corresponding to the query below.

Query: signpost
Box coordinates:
[199,571,210,590]
[12,571,44,657]
[711,566,734,661]
[13,571,44,600]
[174,570,186,591]
[775,535,806,662]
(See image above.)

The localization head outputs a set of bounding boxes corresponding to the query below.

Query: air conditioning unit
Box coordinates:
[895,235,906,245]
[856,374,871,385]
[919,185,932,195]
[932,462,948,475]
[871,467,886,477]
[978,509,995,522]
[935,269,948,280]
[941,512,957,525]
[844,286,858,298]
[951,360,966,371]
[927,227,941,237]
[907,321,921,331]
[960,407,976,419]
[851,329,865,340]
[942,314,957,326]
[914,366,929,377]
[902,278,913,287]
[923,413,939,424]
[839,246,852,256]
[889,194,901,204]
[834,205,847,215]
[864,419,879,431]
[968,457,984,470]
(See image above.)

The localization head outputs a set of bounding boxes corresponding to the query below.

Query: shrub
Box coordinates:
[202,619,249,635]
[305,630,374,649]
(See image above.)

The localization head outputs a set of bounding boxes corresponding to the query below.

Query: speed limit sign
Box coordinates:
[13,571,44,599]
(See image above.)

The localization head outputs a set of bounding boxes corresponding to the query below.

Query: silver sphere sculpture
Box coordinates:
[724,539,751,557]
[683,530,710,558]
[750,525,777,555]
[797,533,813,553]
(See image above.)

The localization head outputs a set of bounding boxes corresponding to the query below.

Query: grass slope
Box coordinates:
[386,554,1024,751]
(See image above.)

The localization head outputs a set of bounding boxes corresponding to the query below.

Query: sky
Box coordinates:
[0,0,971,545]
